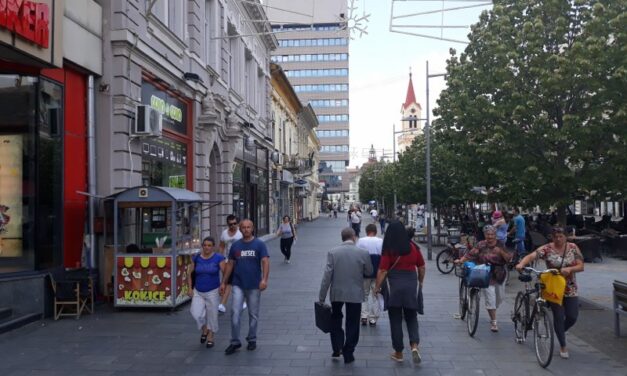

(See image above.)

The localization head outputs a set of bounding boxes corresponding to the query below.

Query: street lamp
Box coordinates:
[425,60,447,261]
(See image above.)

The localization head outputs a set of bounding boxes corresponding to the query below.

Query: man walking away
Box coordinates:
[356,224,383,326]
[319,228,373,364]
[220,219,269,355]
[509,208,527,260]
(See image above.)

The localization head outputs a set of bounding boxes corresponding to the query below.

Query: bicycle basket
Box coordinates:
[454,263,466,278]
[465,264,491,288]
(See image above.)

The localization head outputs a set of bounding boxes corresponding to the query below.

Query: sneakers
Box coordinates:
[490,320,499,332]
[369,319,377,326]
[390,352,403,362]
[559,350,570,359]
[247,342,256,351]
[243,302,247,310]
[331,351,342,359]
[361,318,368,326]
[411,347,421,364]
[224,343,241,355]
[218,304,226,313]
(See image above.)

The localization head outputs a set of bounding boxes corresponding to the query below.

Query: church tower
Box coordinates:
[397,69,422,153]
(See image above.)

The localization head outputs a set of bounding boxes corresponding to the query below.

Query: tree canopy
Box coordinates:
[432,0,627,211]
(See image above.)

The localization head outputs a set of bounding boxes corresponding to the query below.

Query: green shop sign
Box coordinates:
[141,81,188,135]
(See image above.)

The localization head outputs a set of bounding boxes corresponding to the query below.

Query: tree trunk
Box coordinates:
[557,204,568,226]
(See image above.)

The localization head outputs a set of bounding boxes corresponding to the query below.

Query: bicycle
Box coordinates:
[437,235,472,274]
[455,263,483,337]
[511,267,557,368]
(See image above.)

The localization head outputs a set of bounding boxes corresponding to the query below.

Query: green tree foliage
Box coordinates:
[433,0,627,212]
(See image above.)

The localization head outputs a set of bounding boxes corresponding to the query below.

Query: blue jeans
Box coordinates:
[514,238,526,257]
[230,286,261,345]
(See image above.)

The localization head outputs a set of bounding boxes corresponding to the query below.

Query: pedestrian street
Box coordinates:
[0,216,625,376]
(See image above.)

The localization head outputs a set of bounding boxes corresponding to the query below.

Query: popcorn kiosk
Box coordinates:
[111,186,203,308]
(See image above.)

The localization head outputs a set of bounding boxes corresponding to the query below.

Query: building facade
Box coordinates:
[270,63,320,228]
[98,0,276,242]
[265,0,349,195]
[397,72,422,153]
[0,0,103,324]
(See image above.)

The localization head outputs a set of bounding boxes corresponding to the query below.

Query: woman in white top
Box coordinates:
[276,216,297,264]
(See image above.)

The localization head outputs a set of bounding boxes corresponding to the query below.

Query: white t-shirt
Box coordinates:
[370,209,378,218]
[356,236,383,256]
[220,228,243,255]
[351,211,362,224]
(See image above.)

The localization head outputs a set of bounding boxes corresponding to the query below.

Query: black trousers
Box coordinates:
[351,223,361,237]
[549,296,579,347]
[388,307,420,352]
[330,301,361,356]
[280,237,294,260]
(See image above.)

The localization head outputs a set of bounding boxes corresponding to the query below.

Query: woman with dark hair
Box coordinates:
[276,215,297,264]
[374,221,426,363]
[188,236,226,348]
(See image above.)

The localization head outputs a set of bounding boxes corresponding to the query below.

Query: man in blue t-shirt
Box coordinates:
[509,208,527,258]
[220,219,270,355]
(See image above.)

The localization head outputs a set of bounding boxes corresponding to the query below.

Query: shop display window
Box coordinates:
[0,75,63,272]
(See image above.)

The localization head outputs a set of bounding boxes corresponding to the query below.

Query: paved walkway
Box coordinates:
[0,216,626,376]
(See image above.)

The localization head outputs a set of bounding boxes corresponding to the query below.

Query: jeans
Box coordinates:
[230,286,261,345]
[280,237,294,260]
[330,301,361,356]
[388,307,420,352]
[514,238,526,257]
[379,220,386,233]
[351,223,361,237]
[549,296,579,347]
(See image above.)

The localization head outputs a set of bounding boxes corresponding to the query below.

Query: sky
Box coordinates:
[347,0,492,167]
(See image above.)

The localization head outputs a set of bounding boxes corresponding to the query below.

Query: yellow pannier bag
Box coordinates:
[540,272,566,305]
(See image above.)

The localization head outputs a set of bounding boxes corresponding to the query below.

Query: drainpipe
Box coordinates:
[87,75,96,268]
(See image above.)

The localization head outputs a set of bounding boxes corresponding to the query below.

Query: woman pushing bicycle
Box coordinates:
[455,225,512,332]
[516,227,584,359]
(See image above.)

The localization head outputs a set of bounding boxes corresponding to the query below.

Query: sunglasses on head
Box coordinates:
[552,227,565,233]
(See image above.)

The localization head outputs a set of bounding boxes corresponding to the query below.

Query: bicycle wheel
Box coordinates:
[534,305,554,368]
[436,248,455,274]
[458,279,468,320]
[512,292,528,343]
[466,288,480,337]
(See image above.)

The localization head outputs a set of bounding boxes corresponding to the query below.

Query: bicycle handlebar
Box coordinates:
[522,267,560,275]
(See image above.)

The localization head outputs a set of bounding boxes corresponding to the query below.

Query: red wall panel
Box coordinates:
[62,68,87,267]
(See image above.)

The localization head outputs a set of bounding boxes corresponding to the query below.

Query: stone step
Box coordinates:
[0,312,41,335]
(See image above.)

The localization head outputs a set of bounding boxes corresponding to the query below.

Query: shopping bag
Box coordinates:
[540,272,566,305]
[465,264,491,288]
[314,301,333,333]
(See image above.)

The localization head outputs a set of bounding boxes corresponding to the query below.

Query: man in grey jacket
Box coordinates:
[319,227,373,364]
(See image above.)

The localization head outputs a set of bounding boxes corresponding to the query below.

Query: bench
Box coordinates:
[614,280,627,337]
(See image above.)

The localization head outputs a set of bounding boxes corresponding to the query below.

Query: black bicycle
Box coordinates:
[455,263,481,337]
[511,267,556,368]
[437,239,470,274]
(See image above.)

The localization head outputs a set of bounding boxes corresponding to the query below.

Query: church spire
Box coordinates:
[403,68,417,109]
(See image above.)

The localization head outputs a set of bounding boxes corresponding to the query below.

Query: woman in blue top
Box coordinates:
[188,236,225,348]
[275,216,297,264]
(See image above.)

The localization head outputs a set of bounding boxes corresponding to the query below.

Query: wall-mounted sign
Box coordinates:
[0,0,50,48]
[141,81,188,135]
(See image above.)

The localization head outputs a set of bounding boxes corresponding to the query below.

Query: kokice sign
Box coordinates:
[0,0,50,48]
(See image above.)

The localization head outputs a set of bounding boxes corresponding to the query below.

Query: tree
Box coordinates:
[433,0,627,221]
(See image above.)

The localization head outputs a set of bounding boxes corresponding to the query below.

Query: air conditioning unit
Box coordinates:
[134,105,163,137]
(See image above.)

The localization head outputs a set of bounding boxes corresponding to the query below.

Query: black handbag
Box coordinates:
[314,301,333,333]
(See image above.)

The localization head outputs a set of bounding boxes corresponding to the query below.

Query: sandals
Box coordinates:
[200,333,208,344]
[490,320,499,332]
[206,340,214,348]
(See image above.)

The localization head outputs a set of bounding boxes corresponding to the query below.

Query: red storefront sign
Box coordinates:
[0,0,50,48]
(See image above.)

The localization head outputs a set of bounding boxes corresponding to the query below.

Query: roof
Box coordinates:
[110,186,203,203]
[403,72,417,109]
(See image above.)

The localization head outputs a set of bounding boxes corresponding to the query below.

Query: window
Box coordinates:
[150,0,169,27]
[294,84,348,93]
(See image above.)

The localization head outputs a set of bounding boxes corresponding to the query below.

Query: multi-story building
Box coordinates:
[98,0,277,239]
[270,63,320,228]
[397,71,422,153]
[265,0,349,196]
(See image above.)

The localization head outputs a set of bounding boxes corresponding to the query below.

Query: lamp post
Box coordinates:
[425,60,447,260]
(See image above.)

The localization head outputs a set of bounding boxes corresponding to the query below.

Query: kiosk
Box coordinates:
[110,186,203,308]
